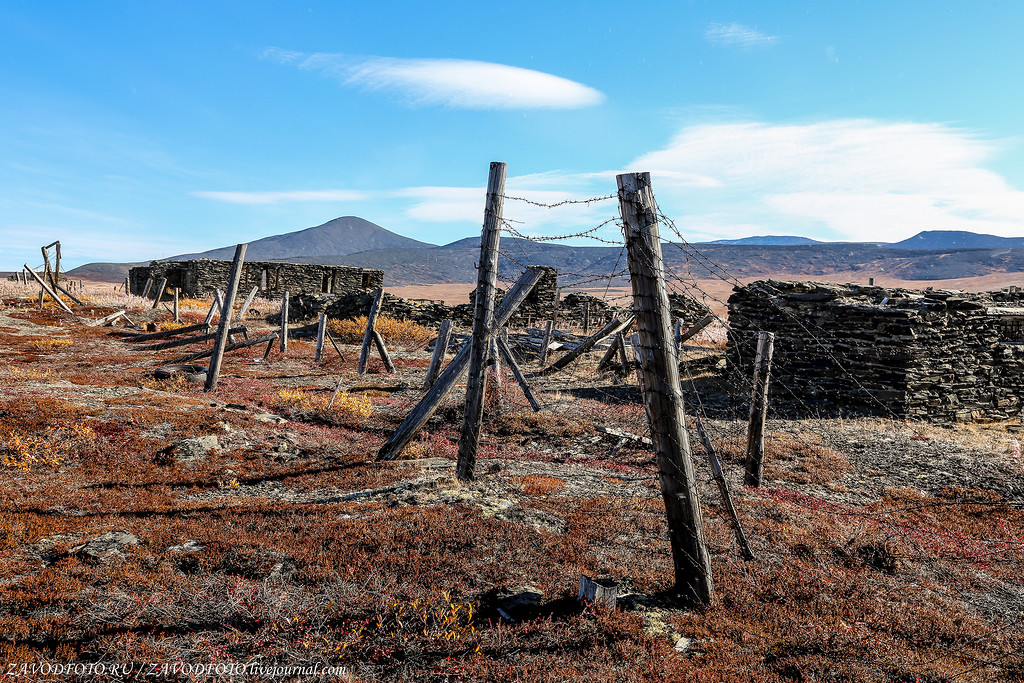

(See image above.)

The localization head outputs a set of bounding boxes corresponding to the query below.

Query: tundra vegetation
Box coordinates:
[0,279,1021,682]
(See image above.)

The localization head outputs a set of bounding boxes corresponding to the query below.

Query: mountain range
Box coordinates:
[65,220,1024,286]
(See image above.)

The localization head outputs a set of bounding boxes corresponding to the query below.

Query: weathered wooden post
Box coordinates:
[123,277,129,294]
[456,161,506,482]
[583,302,591,334]
[744,331,775,488]
[496,335,542,411]
[204,244,247,392]
[315,314,328,362]
[423,319,453,389]
[618,171,714,605]
[677,314,716,347]
[539,314,634,376]
[538,319,554,365]
[280,291,289,353]
[173,288,180,323]
[141,276,154,300]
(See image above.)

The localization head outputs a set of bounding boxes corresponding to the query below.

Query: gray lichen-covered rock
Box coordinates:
[73,531,141,559]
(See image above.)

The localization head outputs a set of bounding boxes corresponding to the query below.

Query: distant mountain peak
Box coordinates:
[705,235,822,246]
[169,216,437,262]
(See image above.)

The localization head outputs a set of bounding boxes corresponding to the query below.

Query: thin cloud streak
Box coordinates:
[705,23,777,49]
[264,49,605,110]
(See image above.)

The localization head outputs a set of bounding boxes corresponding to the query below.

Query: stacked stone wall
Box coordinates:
[728,280,1024,422]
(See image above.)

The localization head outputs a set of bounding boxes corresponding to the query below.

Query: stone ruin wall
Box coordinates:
[129,260,383,299]
[728,280,1024,422]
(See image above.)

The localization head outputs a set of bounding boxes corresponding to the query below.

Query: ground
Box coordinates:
[0,280,1022,682]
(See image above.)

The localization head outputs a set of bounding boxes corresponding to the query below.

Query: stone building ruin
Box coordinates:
[128,259,383,299]
[728,280,1024,422]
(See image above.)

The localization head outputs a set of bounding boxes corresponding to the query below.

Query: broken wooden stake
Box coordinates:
[315,314,328,363]
[326,329,346,362]
[595,425,652,446]
[205,244,247,392]
[89,309,128,327]
[696,418,755,561]
[280,291,289,353]
[578,575,618,610]
[423,319,453,389]
[744,331,775,488]
[54,282,84,306]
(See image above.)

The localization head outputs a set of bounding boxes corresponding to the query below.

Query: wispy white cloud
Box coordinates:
[631,119,1024,242]
[191,189,370,205]
[263,49,605,110]
[705,23,777,49]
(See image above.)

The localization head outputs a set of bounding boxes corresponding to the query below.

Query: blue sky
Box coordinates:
[2,1,1024,270]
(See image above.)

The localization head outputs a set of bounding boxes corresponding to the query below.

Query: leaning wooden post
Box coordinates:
[204,244,247,392]
[538,319,554,365]
[497,336,542,411]
[376,266,544,462]
[539,314,634,376]
[279,291,289,352]
[141,276,154,300]
[315,314,328,362]
[371,330,395,372]
[744,331,775,488]
[423,319,453,389]
[696,419,755,561]
[173,288,180,323]
[358,288,386,373]
[456,161,505,482]
[151,277,168,309]
[618,171,714,605]
[235,286,259,324]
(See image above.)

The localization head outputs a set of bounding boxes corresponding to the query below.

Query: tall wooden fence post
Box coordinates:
[618,171,714,606]
[744,331,775,487]
[173,288,180,323]
[359,288,386,373]
[538,319,554,366]
[456,161,506,482]
[204,244,247,392]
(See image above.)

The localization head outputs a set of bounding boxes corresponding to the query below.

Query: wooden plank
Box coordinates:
[358,288,386,373]
[204,290,223,326]
[696,419,755,561]
[497,335,541,411]
[618,171,714,605]
[744,331,774,487]
[457,161,505,482]
[376,265,546,462]
[54,282,85,306]
[174,331,277,363]
[23,264,73,314]
[88,309,127,327]
[205,244,247,391]
[140,326,247,351]
[595,425,652,446]
[124,322,208,342]
[423,319,453,389]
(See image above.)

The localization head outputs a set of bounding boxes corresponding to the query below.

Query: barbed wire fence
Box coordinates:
[449,178,1024,678]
